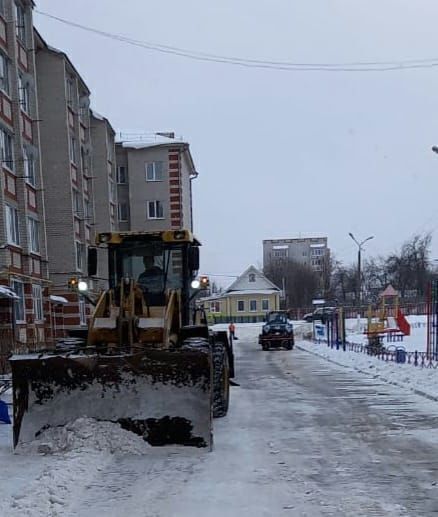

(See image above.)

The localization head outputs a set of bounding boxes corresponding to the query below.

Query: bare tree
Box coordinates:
[264,259,320,308]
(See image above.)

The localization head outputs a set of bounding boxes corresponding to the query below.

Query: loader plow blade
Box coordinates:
[10,347,212,449]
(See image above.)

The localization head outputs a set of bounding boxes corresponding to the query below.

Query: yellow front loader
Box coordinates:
[10,230,234,449]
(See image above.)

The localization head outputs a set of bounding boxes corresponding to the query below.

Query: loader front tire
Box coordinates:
[213,340,230,418]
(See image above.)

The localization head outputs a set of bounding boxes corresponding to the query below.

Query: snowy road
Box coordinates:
[3,329,438,516]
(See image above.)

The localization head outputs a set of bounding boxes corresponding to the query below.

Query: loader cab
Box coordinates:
[97,231,200,323]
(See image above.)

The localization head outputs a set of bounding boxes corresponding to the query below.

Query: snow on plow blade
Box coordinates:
[10,347,212,449]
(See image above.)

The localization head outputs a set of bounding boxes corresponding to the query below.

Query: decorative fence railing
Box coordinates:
[313,338,438,369]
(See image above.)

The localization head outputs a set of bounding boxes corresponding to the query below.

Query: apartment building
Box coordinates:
[115,133,198,232]
[35,31,96,330]
[90,110,117,282]
[263,237,330,283]
[0,1,50,346]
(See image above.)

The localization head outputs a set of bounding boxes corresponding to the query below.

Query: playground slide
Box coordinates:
[396,309,411,336]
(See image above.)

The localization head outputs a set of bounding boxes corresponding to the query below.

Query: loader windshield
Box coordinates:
[109,241,185,303]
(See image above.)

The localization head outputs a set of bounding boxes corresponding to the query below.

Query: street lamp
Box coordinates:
[349,233,374,304]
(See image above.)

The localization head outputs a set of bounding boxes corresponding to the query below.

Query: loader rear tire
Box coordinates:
[213,340,230,418]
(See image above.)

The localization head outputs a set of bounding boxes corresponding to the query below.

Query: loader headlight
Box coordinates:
[286,324,293,333]
[263,325,271,334]
[191,279,201,289]
[78,280,88,292]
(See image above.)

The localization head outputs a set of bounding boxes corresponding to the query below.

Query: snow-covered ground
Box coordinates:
[1,322,438,515]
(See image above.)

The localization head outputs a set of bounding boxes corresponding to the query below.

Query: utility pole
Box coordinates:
[349,233,374,305]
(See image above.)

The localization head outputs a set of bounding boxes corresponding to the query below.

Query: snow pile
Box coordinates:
[19,417,151,455]
[298,340,438,401]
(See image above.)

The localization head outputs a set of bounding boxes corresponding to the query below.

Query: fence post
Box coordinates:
[414,350,418,367]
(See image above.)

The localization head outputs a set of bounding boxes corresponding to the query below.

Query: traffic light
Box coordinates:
[200,276,210,289]
[68,277,78,290]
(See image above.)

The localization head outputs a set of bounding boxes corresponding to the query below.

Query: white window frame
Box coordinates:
[109,178,116,203]
[32,284,43,322]
[69,135,77,164]
[118,202,128,222]
[11,279,25,323]
[27,216,40,254]
[23,147,35,186]
[262,299,269,311]
[79,297,87,326]
[15,2,26,42]
[210,301,221,313]
[249,300,257,312]
[0,52,9,95]
[145,161,164,182]
[75,241,84,271]
[0,128,14,171]
[72,189,81,215]
[6,204,20,246]
[66,76,75,107]
[147,200,164,220]
[117,165,127,184]
[249,273,256,283]
[237,300,245,312]
[18,74,29,113]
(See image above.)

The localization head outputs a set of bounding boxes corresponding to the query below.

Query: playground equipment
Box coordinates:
[365,285,410,354]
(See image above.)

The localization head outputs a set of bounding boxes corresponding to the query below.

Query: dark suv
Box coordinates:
[258,311,294,350]
[303,307,336,323]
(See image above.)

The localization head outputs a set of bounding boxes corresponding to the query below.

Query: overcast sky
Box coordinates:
[34,1,438,285]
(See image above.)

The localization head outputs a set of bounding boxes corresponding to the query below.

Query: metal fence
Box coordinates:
[315,339,438,369]
[209,315,265,324]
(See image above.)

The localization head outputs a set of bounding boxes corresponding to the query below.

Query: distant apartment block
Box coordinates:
[0,1,50,345]
[35,32,98,330]
[115,133,198,232]
[263,237,330,276]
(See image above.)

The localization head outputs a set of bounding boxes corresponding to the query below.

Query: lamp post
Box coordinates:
[348,233,374,305]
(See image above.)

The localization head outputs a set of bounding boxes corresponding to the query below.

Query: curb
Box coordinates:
[296,343,438,403]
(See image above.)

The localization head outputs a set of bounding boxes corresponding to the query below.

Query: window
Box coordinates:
[147,200,164,219]
[80,147,87,172]
[249,300,257,312]
[0,0,5,17]
[0,129,14,170]
[262,299,269,311]
[15,3,26,42]
[79,297,87,326]
[0,53,9,95]
[32,284,43,321]
[18,74,29,113]
[118,202,128,222]
[75,241,84,271]
[237,300,245,312]
[274,249,288,258]
[72,189,81,215]
[311,248,324,256]
[27,217,40,253]
[84,198,92,219]
[70,135,77,164]
[109,178,116,203]
[66,77,75,106]
[249,273,256,283]
[24,147,35,186]
[210,301,221,313]
[117,165,127,184]
[5,205,20,245]
[11,279,24,322]
[145,161,164,182]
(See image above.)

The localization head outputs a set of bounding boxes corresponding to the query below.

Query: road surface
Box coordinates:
[3,329,438,516]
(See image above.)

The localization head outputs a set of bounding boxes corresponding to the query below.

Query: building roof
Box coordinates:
[34,29,91,95]
[225,265,280,294]
[380,284,399,298]
[117,134,197,176]
[90,109,115,135]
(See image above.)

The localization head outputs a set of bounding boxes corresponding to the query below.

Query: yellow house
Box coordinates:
[203,265,281,324]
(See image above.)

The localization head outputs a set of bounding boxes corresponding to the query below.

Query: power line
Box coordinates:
[35,10,438,73]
